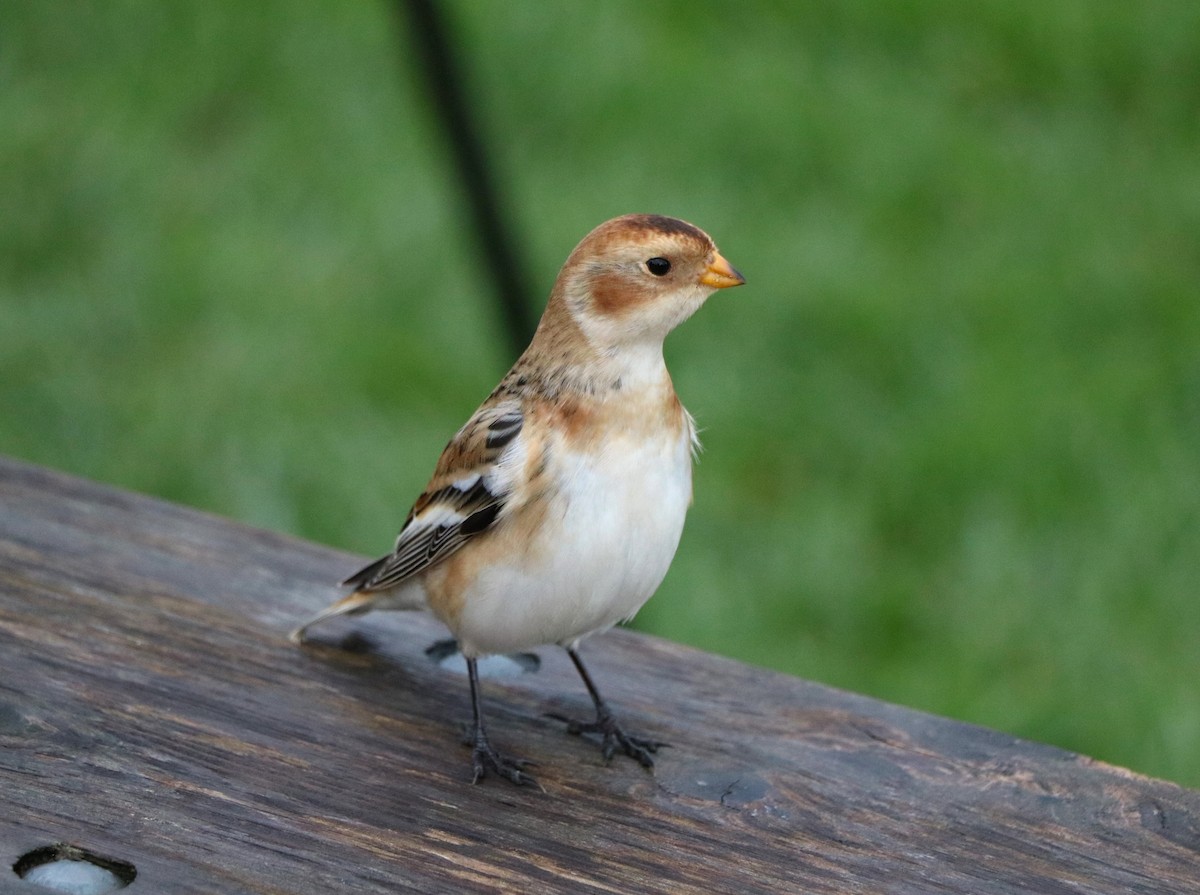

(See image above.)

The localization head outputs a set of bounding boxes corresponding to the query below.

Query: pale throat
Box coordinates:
[596,338,672,392]
[567,308,675,392]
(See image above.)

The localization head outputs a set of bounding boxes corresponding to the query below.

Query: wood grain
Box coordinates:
[1,455,1198,893]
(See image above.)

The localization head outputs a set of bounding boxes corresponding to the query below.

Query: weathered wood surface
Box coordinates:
[1,454,1198,894]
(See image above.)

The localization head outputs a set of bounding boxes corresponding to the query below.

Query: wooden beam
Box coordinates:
[1,455,1198,893]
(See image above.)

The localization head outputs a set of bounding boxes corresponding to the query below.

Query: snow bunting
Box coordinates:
[293,214,744,785]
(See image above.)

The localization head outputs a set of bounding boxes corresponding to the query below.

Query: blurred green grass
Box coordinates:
[2,2,1198,786]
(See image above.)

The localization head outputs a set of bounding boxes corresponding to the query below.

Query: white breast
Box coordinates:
[454,424,694,656]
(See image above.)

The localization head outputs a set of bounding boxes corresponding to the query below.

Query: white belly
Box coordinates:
[454,430,693,656]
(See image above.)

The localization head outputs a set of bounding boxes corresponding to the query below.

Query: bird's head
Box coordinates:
[550,214,745,351]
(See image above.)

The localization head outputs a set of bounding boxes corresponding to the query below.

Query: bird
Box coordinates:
[292,214,745,786]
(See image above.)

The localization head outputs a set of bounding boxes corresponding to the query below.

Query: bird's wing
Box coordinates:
[342,402,525,592]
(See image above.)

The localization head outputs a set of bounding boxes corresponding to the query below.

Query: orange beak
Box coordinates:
[699,251,746,289]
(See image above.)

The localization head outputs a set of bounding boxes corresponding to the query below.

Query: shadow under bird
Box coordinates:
[293,214,745,786]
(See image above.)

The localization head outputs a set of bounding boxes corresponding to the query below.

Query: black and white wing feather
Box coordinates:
[341,403,524,592]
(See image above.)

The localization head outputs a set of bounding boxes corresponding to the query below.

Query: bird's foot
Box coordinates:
[463,726,538,787]
[548,707,664,768]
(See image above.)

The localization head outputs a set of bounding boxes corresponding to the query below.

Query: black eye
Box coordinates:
[646,257,671,276]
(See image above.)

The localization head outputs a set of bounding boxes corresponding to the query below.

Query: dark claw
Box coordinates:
[464,724,538,787]
[460,655,541,789]
[546,710,666,768]
[471,744,538,787]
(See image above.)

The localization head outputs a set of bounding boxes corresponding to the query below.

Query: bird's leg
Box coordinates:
[464,657,537,786]
[552,646,665,768]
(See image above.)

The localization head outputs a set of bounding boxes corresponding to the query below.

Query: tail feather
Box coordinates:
[289,590,377,644]
[290,564,428,644]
